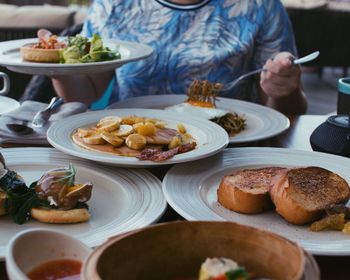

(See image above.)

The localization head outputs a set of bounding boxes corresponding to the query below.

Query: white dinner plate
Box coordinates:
[0,38,153,75]
[47,108,229,168]
[163,147,350,256]
[0,96,19,115]
[108,94,290,144]
[0,147,166,260]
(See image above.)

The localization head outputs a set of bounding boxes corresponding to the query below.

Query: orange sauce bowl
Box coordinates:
[6,228,92,280]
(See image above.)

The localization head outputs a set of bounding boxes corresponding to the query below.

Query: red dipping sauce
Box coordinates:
[27,259,82,280]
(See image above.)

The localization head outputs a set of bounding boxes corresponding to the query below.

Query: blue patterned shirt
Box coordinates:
[82,0,297,104]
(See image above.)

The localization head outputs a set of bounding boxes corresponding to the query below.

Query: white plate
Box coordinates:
[108,94,290,144]
[0,38,153,75]
[0,147,166,260]
[0,96,19,115]
[163,147,350,256]
[47,108,229,167]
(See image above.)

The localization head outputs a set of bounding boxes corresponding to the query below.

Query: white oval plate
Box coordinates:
[108,94,290,144]
[163,147,350,256]
[0,147,166,260]
[47,108,229,167]
[0,96,19,115]
[0,38,153,75]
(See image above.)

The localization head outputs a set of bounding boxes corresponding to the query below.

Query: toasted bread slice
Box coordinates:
[31,208,90,224]
[217,167,286,214]
[270,166,350,225]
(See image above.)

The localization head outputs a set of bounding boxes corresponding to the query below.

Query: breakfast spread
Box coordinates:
[199,257,249,280]
[20,28,121,64]
[72,115,197,161]
[0,151,93,224]
[166,80,246,136]
[218,166,350,233]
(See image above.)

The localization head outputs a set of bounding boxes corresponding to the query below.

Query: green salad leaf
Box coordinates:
[4,181,51,224]
[60,34,121,64]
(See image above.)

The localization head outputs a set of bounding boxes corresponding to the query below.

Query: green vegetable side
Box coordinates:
[59,34,121,64]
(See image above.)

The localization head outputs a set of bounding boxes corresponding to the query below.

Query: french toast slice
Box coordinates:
[217,167,286,214]
[270,166,350,225]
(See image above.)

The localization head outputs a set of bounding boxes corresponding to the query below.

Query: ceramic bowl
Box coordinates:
[6,228,92,280]
[82,221,318,280]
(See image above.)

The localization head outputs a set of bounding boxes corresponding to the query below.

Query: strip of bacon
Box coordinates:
[136,142,197,162]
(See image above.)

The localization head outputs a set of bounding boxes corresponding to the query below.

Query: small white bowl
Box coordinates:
[6,228,92,280]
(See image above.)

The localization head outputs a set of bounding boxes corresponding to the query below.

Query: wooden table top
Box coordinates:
[1,114,349,280]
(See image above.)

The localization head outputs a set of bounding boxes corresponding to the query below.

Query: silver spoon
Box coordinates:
[219,51,320,93]
[6,122,33,135]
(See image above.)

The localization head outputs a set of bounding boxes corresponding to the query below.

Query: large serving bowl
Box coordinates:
[82,221,315,280]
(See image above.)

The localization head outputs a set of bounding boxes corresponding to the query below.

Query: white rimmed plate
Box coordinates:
[0,96,19,115]
[47,108,229,167]
[163,147,350,256]
[0,147,166,260]
[0,38,153,75]
[108,94,290,144]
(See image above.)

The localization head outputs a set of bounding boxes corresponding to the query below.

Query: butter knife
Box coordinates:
[32,97,64,128]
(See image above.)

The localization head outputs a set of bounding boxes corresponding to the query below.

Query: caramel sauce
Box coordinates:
[27,259,81,280]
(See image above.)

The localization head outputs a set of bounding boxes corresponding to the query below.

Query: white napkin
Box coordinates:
[0,100,87,145]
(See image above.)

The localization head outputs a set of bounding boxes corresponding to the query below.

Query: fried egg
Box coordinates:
[165,102,228,120]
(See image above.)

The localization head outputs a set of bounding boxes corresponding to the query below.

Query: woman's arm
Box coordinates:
[257,52,307,115]
[52,71,115,105]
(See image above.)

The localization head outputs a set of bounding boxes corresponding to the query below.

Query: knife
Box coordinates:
[32,97,64,128]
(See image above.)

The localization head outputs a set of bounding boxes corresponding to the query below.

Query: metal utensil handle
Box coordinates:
[47,97,64,112]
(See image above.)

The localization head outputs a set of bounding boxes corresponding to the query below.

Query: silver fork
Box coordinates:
[219,51,320,94]
[32,97,64,127]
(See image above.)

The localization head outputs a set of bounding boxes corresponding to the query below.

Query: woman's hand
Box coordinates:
[260,52,301,99]
[258,51,307,115]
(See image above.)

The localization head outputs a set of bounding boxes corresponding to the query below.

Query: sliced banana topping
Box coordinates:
[101,132,124,147]
[82,133,106,145]
[168,135,183,149]
[98,116,122,124]
[77,128,96,138]
[121,115,146,125]
[125,133,146,150]
[177,123,186,134]
[97,116,121,132]
[135,122,156,136]
[115,124,134,137]
[154,120,167,128]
